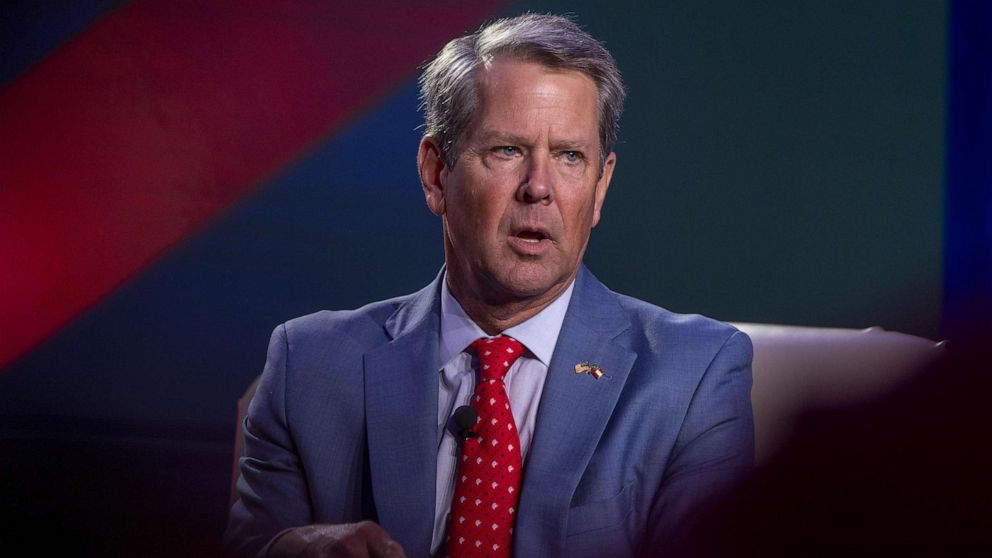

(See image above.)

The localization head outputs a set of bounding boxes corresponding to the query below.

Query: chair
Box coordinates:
[228,323,946,502]
[731,323,945,464]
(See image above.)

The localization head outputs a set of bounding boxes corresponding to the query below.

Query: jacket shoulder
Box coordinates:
[613,292,750,354]
[278,293,413,353]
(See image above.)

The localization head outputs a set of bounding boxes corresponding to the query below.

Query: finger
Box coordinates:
[355,522,406,558]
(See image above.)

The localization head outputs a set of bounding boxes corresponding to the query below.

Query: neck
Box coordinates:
[446,275,573,336]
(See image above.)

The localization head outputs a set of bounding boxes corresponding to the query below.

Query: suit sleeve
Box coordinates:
[642,329,754,555]
[224,324,313,557]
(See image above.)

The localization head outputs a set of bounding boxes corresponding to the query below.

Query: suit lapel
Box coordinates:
[364,274,443,556]
[515,267,636,557]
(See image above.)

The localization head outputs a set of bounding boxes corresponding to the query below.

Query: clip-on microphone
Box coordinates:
[453,405,478,442]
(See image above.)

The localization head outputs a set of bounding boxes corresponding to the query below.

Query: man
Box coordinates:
[226,13,753,558]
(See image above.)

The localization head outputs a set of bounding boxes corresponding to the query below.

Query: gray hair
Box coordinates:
[419,13,626,172]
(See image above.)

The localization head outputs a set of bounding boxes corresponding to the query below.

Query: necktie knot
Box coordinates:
[469,335,525,382]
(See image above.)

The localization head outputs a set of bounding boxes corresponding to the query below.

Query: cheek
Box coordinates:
[470,186,511,227]
[450,164,517,232]
[562,198,598,243]
[448,189,495,238]
[566,191,597,219]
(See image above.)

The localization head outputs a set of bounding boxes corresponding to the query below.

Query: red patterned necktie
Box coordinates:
[446,335,525,558]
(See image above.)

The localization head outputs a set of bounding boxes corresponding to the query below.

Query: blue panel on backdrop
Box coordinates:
[945,0,992,334]
[0,1,123,86]
[0,80,442,427]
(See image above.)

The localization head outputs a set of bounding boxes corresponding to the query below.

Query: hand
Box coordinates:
[268,521,407,558]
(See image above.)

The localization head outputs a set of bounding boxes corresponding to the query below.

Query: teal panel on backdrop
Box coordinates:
[509,0,945,338]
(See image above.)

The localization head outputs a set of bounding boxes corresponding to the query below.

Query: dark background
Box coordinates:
[1,1,986,555]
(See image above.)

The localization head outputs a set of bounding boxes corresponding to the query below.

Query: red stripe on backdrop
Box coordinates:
[0,0,506,369]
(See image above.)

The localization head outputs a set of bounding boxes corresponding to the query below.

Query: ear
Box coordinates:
[591,151,616,228]
[418,137,446,216]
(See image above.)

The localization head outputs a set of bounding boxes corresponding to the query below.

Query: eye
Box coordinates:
[495,146,519,157]
[561,150,583,164]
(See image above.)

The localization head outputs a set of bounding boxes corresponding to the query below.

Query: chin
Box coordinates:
[496,266,567,300]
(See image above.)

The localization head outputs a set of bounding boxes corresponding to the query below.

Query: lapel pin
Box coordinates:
[574,361,604,379]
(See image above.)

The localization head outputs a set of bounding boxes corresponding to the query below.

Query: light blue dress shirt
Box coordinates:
[430,276,575,554]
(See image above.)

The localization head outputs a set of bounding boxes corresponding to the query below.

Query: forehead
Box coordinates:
[470,58,600,143]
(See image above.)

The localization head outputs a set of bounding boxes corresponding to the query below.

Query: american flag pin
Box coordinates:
[574,361,605,379]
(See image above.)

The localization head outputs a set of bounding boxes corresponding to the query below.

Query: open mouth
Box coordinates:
[515,230,548,243]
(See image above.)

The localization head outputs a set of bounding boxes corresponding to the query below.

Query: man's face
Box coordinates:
[420,58,616,308]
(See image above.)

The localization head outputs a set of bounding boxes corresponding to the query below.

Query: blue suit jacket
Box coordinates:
[226,266,753,557]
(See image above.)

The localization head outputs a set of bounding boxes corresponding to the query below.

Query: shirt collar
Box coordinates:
[439,274,575,367]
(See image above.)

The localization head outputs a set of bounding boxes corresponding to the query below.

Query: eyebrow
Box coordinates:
[474,130,591,151]
[474,130,529,146]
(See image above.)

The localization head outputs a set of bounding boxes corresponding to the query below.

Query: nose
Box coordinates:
[517,153,553,204]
